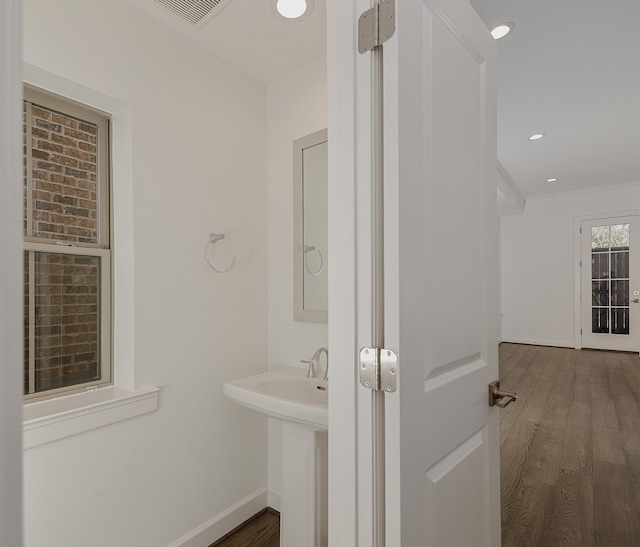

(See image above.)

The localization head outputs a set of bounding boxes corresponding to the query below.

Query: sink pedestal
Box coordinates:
[280,422,328,547]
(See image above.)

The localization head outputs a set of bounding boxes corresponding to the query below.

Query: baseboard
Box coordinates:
[168,487,268,547]
[268,489,282,512]
[501,337,576,349]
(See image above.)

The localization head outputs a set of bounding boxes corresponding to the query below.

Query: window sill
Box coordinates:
[23,386,159,450]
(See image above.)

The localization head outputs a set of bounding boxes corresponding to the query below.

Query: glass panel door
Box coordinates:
[582,216,639,351]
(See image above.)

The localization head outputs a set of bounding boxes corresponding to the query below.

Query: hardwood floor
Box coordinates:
[210,508,280,547]
[499,343,640,546]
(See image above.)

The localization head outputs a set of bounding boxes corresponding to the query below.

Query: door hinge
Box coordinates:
[359,347,398,392]
[580,227,583,234]
[358,0,396,54]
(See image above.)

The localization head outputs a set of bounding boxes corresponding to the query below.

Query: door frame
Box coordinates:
[326,0,362,543]
[0,0,24,544]
[573,209,640,351]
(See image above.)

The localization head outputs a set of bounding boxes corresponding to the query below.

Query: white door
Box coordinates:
[327,0,500,545]
[581,215,640,352]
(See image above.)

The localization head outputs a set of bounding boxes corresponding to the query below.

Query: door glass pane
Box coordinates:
[611,280,629,306]
[591,225,609,249]
[611,251,629,278]
[25,251,101,393]
[592,308,609,333]
[611,308,629,335]
[592,280,609,306]
[610,224,629,250]
[591,252,609,279]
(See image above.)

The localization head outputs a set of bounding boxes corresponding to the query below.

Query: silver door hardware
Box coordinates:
[488,380,518,408]
[360,347,398,392]
[358,0,396,53]
[632,298,640,304]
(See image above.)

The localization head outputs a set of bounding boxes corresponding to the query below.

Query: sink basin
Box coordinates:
[223,367,328,429]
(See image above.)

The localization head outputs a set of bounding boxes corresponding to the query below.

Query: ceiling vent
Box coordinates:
[152,0,231,28]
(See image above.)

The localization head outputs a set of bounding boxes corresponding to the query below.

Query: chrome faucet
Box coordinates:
[301,358,317,378]
[312,347,329,380]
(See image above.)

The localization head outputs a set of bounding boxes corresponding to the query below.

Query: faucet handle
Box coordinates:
[301,359,317,378]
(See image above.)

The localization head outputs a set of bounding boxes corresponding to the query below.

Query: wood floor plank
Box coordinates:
[547,349,575,409]
[499,343,534,377]
[613,394,640,482]
[591,381,626,465]
[501,477,554,547]
[593,460,634,546]
[499,346,549,445]
[571,349,592,405]
[522,406,567,486]
[517,349,561,424]
[627,478,640,543]
[558,401,592,474]
[547,469,595,547]
[500,418,539,527]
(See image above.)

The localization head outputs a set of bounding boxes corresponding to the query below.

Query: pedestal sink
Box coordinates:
[223,367,328,546]
[223,367,327,429]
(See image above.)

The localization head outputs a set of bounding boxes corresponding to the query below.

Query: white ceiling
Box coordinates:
[127,0,326,84]
[128,0,640,202]
[471,0,640,200]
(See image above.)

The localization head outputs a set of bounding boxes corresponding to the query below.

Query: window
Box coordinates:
[23,85,112,401]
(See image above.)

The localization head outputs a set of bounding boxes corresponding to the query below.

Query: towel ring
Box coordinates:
[304,244,324,276]
[205,233,236,274]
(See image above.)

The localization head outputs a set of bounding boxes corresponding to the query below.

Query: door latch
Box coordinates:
[488,380,517,408]
[360,347,398,392]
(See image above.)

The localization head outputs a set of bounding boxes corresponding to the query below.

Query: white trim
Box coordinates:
[268,489,282,512]
[500,337,577,349]
[326,0,361,544]
[0,0,24,543]
[528,179,640,203]
[23,387,159,450]
[497,161,525,214]
[167,488,269,547]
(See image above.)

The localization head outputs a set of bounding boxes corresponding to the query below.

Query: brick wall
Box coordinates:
[29,102,98,243]
[23,100,102,394]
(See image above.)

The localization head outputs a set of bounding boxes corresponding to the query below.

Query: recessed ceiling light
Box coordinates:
[546,178,558,183]
[274,0,312,20]
[490,22,514,40]
[529,133,545,140]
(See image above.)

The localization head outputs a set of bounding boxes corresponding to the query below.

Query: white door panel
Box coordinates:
[384,0,499,545]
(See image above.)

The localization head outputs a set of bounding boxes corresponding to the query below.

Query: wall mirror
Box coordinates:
[293,129,328,323]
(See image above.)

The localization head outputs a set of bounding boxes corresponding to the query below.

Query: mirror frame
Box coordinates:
[293,128,328,323]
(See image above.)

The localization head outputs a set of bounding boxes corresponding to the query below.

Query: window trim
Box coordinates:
[21,63,158,450]
[23,85,114,402]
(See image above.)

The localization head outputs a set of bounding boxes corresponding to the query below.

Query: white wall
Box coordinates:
[266,55,328,508]
[23,1,269,545]
[501,182,640,348]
